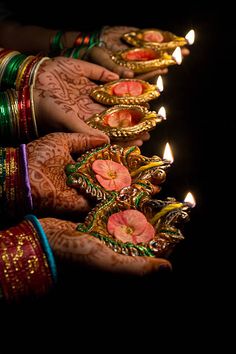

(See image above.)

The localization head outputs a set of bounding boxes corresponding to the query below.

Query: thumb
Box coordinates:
[65,133,109,154]
[89,47,134,78]
[63,115,110,143]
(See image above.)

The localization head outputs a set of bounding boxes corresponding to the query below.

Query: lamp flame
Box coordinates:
[185,29,195,45]
[156,75,164,92]
[172,47,182,65]
[158,106,166,120]
[163,142,174,163]
[184,192,196,207]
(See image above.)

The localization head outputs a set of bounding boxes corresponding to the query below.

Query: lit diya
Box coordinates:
[66,144,195,257]
[86,104,165,141]
[90,77,163,105]
[66,143,171,202]
[111,47,181,73]
[122,28,195,51]
[74,193,195,257]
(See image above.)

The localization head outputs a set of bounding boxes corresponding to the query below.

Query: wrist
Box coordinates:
[0,145,33,221]
[0,215,57,302]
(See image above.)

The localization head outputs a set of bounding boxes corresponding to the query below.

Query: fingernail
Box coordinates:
[124,70,134,78]
[158,264,172,272]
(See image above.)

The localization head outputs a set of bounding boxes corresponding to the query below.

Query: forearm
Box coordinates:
[0,20,79,54]
[0,20,55,53]
[0,145,33,223]
[0,215,57,302]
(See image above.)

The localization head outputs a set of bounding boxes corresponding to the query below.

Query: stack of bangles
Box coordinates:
[0,49,50,143]
[0,145,57,301]
[0,215,57,302]
[50,29,102,59]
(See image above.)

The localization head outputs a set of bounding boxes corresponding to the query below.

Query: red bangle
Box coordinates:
[0,219,53,302]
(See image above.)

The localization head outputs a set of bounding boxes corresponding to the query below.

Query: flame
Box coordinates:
[185,29,195,45]
[158,106,166,119]
[156,75,164,92]
[184,192,196,207]
[163,142,174,163]
[172,47,182,65]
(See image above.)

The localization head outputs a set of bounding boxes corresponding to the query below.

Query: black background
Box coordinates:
[0,1,233,344]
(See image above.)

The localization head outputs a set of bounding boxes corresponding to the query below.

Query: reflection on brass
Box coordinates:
[90,79,160,105]
[86,104,163,141]
[111,48,176,73]
[122,28,187,51]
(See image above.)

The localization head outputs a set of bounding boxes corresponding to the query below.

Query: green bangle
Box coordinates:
[50,30,65,55]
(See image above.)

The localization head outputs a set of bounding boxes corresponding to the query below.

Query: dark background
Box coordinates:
[0,1,233,343]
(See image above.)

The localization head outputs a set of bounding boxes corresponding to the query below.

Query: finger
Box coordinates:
[76,57,119,82]
[118,139,143,147]
[135,68,168,81]
[65,133,109,154]
[73,234,172,275]
[138,132,150,142]
[89,47,134,78]
[181,47,190,56]
[64,116,110,143]
[57,189,91,214]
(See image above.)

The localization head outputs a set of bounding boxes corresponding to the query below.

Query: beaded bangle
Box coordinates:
[0,145,33,220]
[0,217,56,302]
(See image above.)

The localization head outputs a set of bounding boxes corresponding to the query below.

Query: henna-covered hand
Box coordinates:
[39,217,171,275]
[88,25,189,80]
[34,57,118,137]
[27,132,107,216]
[35,57,149,146]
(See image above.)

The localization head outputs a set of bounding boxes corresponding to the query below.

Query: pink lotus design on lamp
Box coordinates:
[103,108,143,128]
[124,48,159,61]
[92,160,131,191]
[112,81,144,97]
[107,209,155,244]
[143,31,164,43]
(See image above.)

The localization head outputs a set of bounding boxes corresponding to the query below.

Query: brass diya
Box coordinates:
[122,28,187,51]
[66,144,170,202]
[66,144,194,258]
[111,47,176,73]
[86,105,163,141]
[76,194,191,258]
[90,79,160,106]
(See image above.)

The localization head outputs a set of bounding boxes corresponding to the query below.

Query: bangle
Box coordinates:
[0,145,33,219]
[19,144,33,212]
[50,30,65,55]
[0,217,56,302]
[29,85,39,138]
[25,215,57,283]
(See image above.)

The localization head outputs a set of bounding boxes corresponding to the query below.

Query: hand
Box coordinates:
[97,26,169,80]
[39,217,172,275]
[35,57,149,147]
[27,132,107,216]
[87,46,168,80]
[34,57,119,138]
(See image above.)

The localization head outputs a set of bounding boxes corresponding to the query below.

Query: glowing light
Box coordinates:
[184,192,196,207]
[185,29,195,45]
[156,75,164,92]
[172,47,182,65]
[163,142,174,163]
[158,106,166,120]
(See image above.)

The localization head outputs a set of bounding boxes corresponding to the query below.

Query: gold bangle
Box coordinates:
[30,85,39,137]
[15,55,35,90]
[30,57,50,87]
